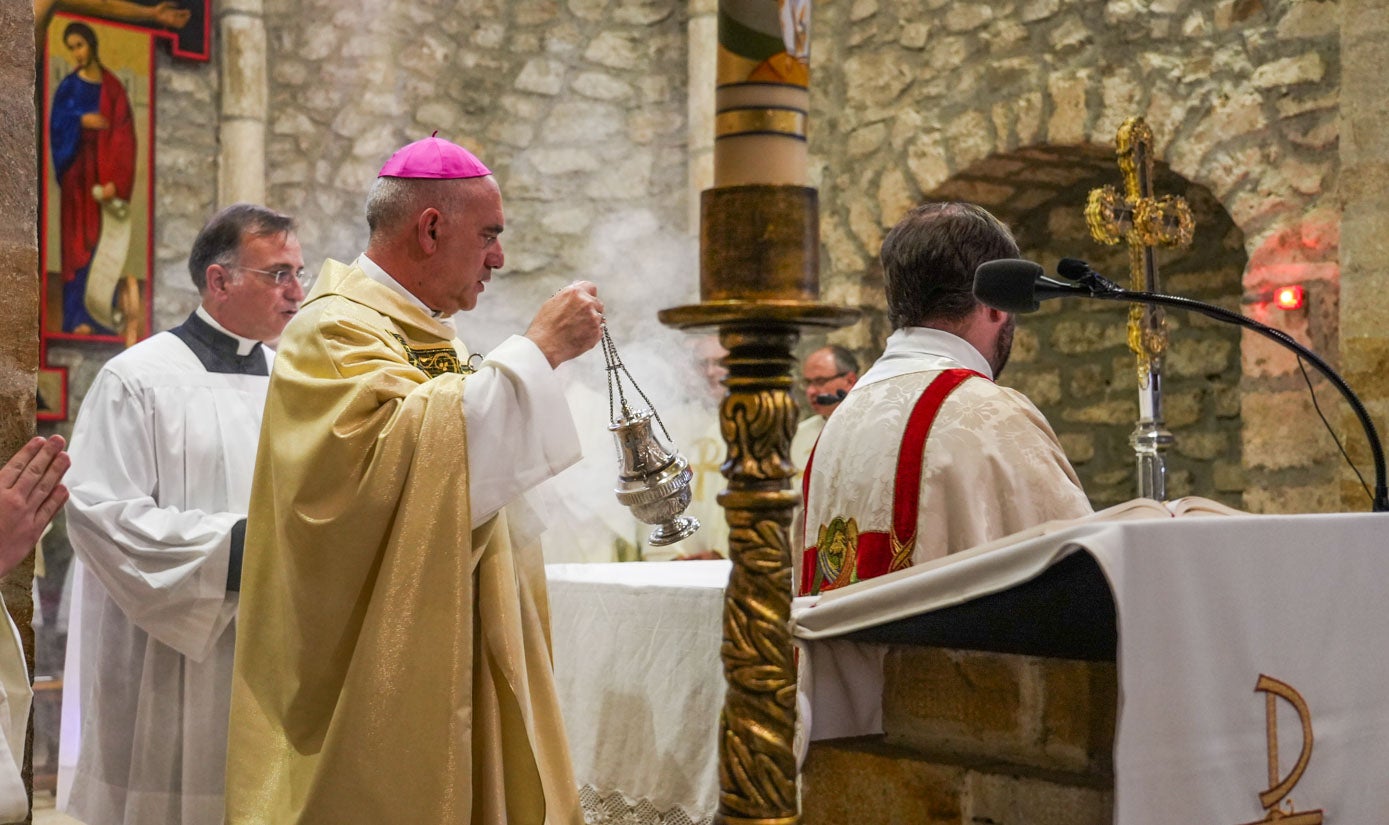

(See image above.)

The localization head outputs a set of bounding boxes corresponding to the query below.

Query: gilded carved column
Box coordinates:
[660,2,854,822]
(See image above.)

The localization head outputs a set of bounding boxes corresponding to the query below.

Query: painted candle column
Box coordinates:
[662,3,855,824]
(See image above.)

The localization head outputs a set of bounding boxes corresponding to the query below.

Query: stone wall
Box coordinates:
[1004,164,1246,509]
[1,0,39,744]
[1338,0,1389,512]
[804,0,1349,513]
[262,0,697,349]
[803,647,1115,824]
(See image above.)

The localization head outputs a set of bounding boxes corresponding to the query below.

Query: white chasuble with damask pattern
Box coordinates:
[799,327,1092,596]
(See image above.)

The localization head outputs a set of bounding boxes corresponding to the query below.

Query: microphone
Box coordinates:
[972,259,1090,313]
[813,389,847,406]
[970,256,1389,512]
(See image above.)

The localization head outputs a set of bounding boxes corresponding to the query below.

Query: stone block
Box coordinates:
[1046,71,1091,145]
[802,740,965,825]
[1164,389,1203,428]
[1069,363,1108,398]
[901,21,930,49]
[823,215,867,279]
[515,57,567,96]
[1214,382,1241,418]
[1167,336,1233,378]
[1004,369,1062,406]
[1009,90,1044,147]
[583,31,641,69]
[1240,317,1311,378]
[542,101,623,144]
[472,21,507,49]
[851,0,879,22]
[938,109,994,170]
[1251,52,1325,88]
[585,150,653,199]
[967,772,1113,825]
[1342,336,1389,414]
[1243,481,1342,514]
[848,199,885,255]
[626,109,684,143]
[945,3,993,32]
[1021,0,1061,22]
[1049,16,1094,53]
[1176,430,1229,460]
[572,71,631,101]
[1213,460,1245,492]
[613,0,673,25]
[1276,0,1340,39]
[1242,390,1336,471]
[1095,70,1142,141]
[883,648,1025,744]
[1010,326,1040,364]
[1050,319,1127,355]
[1062,399,1136,426]
[848,123,888,159]
[1060,432,1096,464]
[567,0,608,21]
[528,148,601,175]
[844,51,916,108]
[877,167,916,232]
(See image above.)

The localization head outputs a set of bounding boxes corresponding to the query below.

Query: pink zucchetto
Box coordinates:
[377,132,492,180]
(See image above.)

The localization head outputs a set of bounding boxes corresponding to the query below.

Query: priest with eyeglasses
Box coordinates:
[60,203,307,825]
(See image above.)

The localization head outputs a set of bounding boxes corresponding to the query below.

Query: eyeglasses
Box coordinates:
[804,372,848,387]
[237,265,313,288]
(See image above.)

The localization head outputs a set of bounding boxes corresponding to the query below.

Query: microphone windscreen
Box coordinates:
[1057,258,1090,280]
[973,258,1046,314]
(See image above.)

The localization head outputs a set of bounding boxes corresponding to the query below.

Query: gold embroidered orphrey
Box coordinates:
[815,515,860,591]
[1239,674,1323,825]
[390,333,475,378]
[1084,116,1195,385]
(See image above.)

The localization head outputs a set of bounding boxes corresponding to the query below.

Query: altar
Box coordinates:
[547,512,1389,824]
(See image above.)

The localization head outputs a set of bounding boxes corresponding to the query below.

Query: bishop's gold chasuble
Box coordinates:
[225,261,580,824]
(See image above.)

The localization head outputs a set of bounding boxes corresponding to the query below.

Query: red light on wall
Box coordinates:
[1273,285,1305,311]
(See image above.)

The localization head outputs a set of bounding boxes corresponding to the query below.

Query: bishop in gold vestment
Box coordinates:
[225,137,604,824]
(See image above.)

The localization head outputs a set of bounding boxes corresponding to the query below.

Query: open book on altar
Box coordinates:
[1095,495,1246,519]
[811,495,1247,607]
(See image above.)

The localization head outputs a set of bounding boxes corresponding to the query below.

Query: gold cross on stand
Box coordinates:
[1084,116,1195,500]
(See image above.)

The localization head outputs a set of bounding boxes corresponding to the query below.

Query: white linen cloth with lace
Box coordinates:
[547,561,729,825]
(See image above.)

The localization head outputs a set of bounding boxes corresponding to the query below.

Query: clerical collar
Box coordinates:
[856,327,994,388]
[196,305,261,355]
[357,254,454,328]
[169,309,269,376]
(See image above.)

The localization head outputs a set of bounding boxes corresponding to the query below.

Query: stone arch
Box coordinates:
[811,0,1344,512]
[923,145,1249,509]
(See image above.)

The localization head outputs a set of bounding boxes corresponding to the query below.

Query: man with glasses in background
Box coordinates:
[790,344,860,474]
[60,203,306,825]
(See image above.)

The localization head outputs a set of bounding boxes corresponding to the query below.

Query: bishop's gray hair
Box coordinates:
[366,176,485,237]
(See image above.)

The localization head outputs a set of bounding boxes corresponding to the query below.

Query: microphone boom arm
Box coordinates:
[1083,286,1389,512]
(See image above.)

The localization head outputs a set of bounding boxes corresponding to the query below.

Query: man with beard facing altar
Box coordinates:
[225,136,603,824]
[798,202,1092,596]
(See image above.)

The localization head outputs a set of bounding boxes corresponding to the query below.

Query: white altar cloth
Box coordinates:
[793,512,1389,825]
[547,561,731,824]
[549,513,1389,825]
